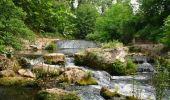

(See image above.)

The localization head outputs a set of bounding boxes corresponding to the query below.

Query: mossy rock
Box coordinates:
[43,53,65,65]
[125,96,137,100]
[0,77,37,87]
[100,87,115,99]
[37,88,80,100]
[76,77,97,86]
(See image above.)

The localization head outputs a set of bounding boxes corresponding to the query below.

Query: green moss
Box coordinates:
[37,90,80,100]
[0,77,37,87]
[125,96,137,100]
[76,77,97,86]
[100,87,114,99]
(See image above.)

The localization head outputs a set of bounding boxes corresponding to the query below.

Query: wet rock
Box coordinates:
[0,70,15,77]
[18,57,32,69]
[43,53,65,65]
[37,88,80,100]
[93,71,111,88]
[137,62,154,72]
[18,69,35,78]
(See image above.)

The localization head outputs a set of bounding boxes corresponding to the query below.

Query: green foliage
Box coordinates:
[88,0,136,43]
[161,15,170,47]
[111,60,126,75]
[136,0,170,42]
[74,4,98,39]
[126,59,136,74]
[153,60,169,100]
[13,0,76,38]
[101,41,123,49]
[45,43,56,51]
[0,0,35,53]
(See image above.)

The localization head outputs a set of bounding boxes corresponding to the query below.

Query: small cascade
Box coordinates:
[92,71,112,88]
[57,40,97,49]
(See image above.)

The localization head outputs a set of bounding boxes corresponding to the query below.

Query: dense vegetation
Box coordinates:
[0,0,170,53]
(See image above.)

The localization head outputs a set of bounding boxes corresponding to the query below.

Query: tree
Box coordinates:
[87,0,137,43]
[13,0,76,37]
[136,0,170,42]
[74,4,98,39]
[0,0,34,53]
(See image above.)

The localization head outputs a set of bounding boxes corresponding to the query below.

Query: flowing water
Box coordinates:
[1,40,169,100]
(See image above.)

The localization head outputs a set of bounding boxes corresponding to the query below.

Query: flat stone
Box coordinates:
[18,69,35,78]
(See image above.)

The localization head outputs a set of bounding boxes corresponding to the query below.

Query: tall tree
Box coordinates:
[74,4,98,39]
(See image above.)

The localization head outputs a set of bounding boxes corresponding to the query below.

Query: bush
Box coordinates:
[126,59,136,74]
[111,60,126,75]
[45,43,56,51]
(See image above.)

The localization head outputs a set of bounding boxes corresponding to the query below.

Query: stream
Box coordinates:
[0,40,169,100]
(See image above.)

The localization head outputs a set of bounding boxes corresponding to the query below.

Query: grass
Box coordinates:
[101,40,123,49]
[0,77,37,87]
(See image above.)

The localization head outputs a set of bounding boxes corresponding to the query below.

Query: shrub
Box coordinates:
[126,59,136,74]
[111,60,126,75]
[45,43,56,51]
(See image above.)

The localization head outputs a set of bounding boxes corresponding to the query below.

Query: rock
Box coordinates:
[18,69,35,78]
[93,71,111,87]
[0,70,15,77]
[37,88,80,100]
[0,77,37,87]
[100,87,126,100]
[30,45,39,51]
[74,47,128,75]
[18,57,31,69]
[58,67,97,85]
[43,53,65,65]
[100,87,115,99]
[33,64,60,78]
[137,62,154,72]
[0,55,20,72]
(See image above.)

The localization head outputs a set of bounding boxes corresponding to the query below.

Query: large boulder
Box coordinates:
[58,67,97,85]
[18,69,35,78]
[43,53,65,65]
[74,47,129,75]
[0,70,15,77]
[37,88,80,100]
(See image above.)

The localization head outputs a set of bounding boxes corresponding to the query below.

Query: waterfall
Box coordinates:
[56,40,97,49]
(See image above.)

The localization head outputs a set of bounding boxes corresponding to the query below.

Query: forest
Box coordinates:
[0,0,170,53]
